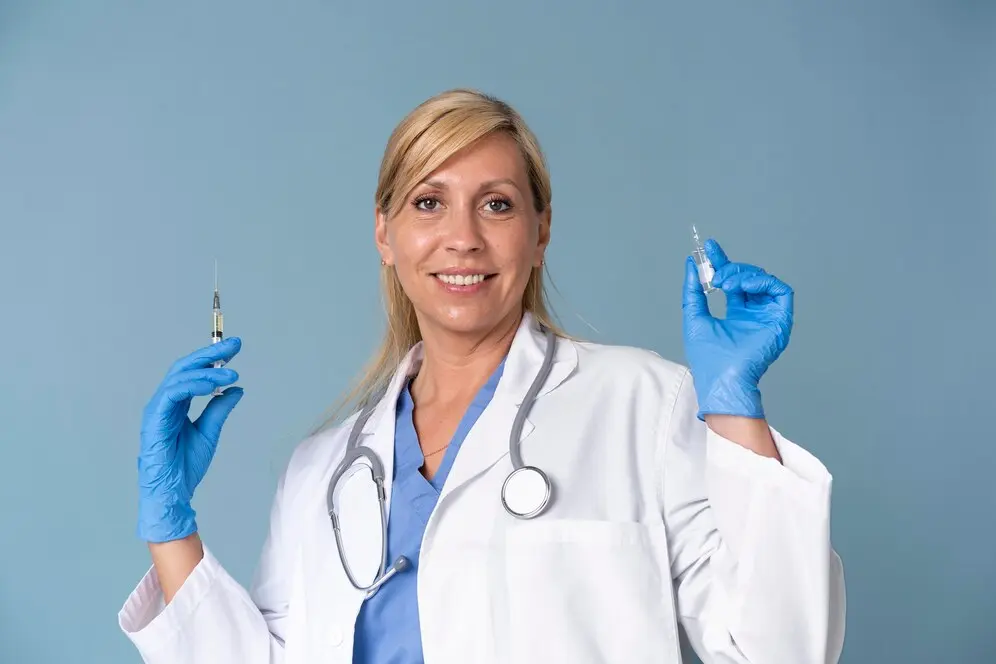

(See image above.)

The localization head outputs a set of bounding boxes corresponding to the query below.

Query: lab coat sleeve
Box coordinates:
[118,454,298,664]
[658,369,846,664]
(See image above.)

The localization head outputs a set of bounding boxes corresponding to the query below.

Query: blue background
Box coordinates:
[1,1,993,662]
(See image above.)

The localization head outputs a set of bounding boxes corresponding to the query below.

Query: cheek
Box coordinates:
[390,226,436,265]
[497,224,539,269]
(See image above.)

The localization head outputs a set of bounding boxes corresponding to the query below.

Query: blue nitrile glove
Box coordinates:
[137,337,243,543]
[682,239,793,420]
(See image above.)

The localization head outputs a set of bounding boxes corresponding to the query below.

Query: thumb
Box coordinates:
[682,256,711,319]
[193,386,244,443]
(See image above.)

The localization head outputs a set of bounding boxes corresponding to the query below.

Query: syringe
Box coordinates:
[211,260,225,396]
[691,226,717,294]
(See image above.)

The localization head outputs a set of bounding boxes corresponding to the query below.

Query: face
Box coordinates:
[375,132,551,339]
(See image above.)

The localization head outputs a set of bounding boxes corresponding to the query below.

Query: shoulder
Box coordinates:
[555,336,694,430]
[569,336,691,393]
[276,411,359,496]
[552,338,702,475]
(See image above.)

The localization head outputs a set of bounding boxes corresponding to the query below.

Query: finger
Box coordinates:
[740,273,794,311]
[165,338,242,381]
[711,263,765,310]
[144,378,223,441]
[710,262,765,289]
[193,386,244,443]
[161,367,239,391]
[682,256,711,318]
[704,238,730,269]
[714,269,764,310]
[142,369,236,425]
[161,379,226,408]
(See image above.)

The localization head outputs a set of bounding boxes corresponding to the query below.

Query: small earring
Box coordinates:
[381,259,386,266]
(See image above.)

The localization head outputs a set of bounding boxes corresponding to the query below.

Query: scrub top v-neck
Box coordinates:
[352,358,506,664]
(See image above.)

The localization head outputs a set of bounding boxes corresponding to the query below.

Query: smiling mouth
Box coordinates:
[432,273,496,286]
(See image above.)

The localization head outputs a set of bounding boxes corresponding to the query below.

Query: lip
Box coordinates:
[431,270,496,294]
[431,268,497,276]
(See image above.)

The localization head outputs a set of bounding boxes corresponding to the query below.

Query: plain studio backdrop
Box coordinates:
[0,1,993,662]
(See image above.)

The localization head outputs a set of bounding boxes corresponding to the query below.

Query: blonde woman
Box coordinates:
[120,89,845,664]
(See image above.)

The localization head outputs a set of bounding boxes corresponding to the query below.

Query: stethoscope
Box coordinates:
[326,326,558,596]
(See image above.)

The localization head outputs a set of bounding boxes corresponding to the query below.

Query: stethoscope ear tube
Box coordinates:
[327,416,392,594]
[329,458,409,598]
[328,467,390,595]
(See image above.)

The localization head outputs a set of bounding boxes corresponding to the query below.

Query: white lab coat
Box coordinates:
[119,313,846,663]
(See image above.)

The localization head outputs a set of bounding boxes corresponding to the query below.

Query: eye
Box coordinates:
[413,195,440,211]
[483,196,513,213]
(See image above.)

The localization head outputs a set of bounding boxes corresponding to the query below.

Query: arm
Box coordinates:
[118,459,297,664]
[659,370,846,663]
[149,534,204,604]
[703,414,781,462]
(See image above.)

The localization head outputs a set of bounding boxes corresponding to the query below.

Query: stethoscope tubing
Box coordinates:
[326,325,558,594]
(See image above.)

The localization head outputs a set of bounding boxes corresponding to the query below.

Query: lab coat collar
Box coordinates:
[357,312,577,503]
[495,311,578,405]
[360,311,577,434]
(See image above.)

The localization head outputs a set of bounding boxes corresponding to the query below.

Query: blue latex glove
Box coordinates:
[137,337,243,543]
[682,239,793,420]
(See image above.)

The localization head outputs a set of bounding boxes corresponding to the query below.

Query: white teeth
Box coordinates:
[436,273,488,286]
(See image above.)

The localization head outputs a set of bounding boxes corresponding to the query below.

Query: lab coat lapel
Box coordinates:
[354,344,424,518]
[299,352,418,652]
[437,313,578,504]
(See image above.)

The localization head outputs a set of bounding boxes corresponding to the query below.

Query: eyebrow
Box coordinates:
[421,177,522,193]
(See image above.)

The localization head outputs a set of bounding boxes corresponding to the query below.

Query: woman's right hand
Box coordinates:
[136,337,243,543]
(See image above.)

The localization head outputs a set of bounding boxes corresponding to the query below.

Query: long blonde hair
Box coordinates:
[320,88,567,429]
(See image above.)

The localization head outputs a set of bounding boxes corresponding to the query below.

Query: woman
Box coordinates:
[120,89,845,663]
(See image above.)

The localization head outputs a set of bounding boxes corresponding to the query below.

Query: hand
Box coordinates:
[137,338,243,543]
[682,239,793,420]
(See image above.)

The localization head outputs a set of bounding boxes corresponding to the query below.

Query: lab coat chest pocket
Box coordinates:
[501,519,678,664]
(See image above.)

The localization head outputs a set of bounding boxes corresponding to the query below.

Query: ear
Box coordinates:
[374,205,393,266]
[534,205,552,267]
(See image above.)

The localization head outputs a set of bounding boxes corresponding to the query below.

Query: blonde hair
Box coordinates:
[320,88,568,428]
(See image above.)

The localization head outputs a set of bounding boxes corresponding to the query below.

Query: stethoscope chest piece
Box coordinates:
[501,466,552,519]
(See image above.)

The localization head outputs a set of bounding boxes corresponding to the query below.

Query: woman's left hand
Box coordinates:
[682,238,793,420]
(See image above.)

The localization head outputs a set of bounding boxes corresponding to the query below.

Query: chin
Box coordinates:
[431,306,515,336]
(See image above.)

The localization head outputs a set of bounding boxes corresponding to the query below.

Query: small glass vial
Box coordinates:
[692,225,717,294]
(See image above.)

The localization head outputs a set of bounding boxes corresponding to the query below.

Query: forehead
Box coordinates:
[423,132,528,185]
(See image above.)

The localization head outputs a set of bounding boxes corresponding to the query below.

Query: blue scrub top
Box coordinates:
[352,358,506,664]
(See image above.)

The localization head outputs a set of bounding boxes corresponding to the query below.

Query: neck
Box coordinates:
[410,310,522,406]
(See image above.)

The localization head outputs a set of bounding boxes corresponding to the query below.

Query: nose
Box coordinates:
[442,204,485,255]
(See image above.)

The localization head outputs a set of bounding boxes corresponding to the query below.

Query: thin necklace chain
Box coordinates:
[421,441,450,458]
